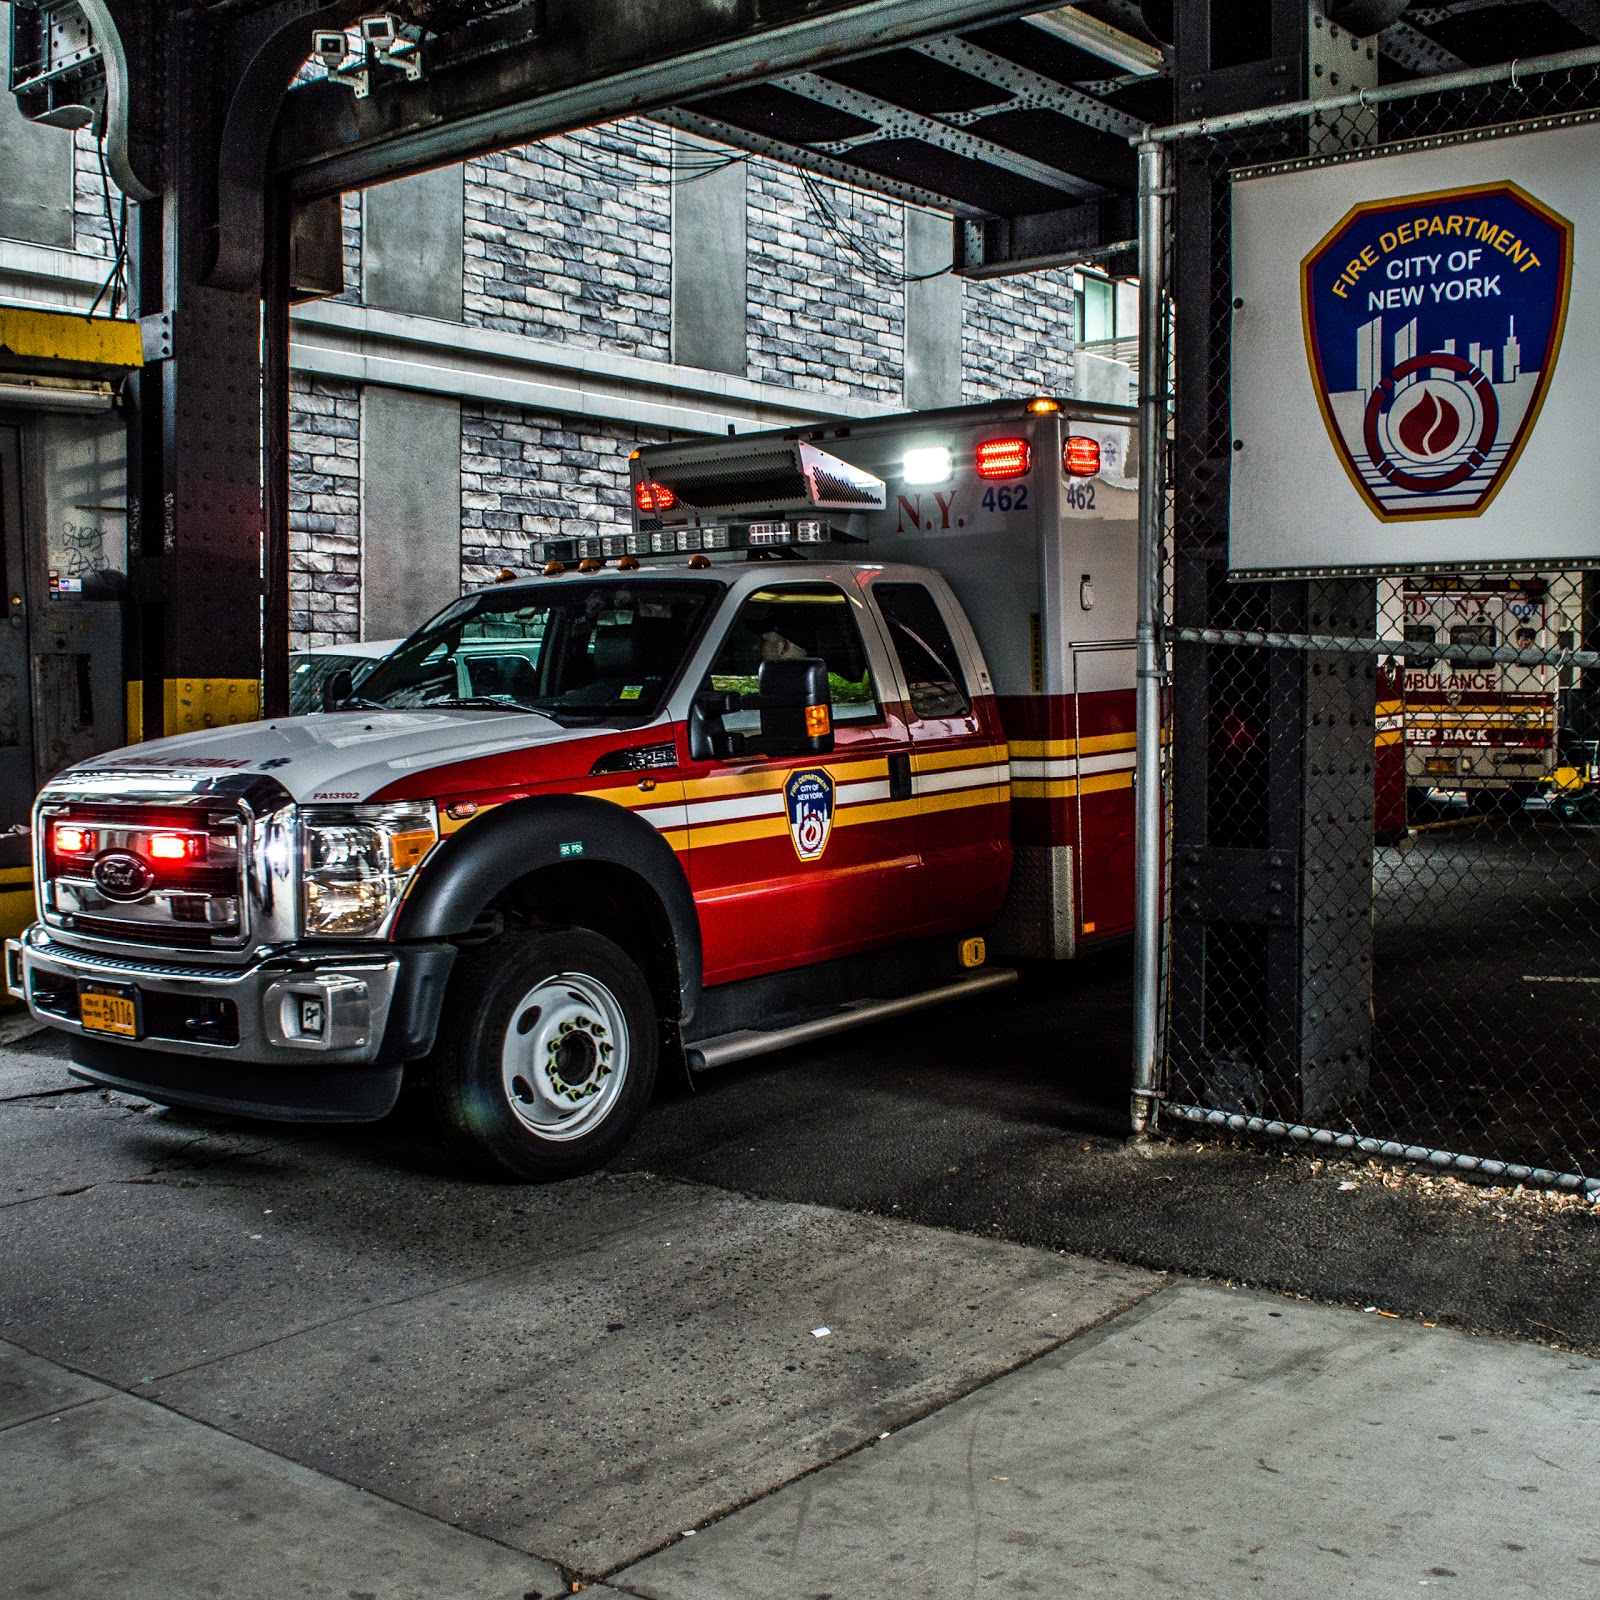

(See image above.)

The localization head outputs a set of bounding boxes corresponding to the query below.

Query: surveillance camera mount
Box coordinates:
[311,15,426,99]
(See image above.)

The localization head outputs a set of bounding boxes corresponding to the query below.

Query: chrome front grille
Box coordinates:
[39,803,249,949]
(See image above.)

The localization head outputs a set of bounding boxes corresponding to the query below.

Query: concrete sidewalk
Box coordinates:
[8,1275,1600,1597]
[5,1035,1600,1597]
[606,1282,1600,1599]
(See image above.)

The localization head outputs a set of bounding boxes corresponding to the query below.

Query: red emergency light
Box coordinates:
[146,833,200,861]
[53,825,93,855]
[635,480,677,513]
[975,438,1030,480]
[1063,436,1101,477]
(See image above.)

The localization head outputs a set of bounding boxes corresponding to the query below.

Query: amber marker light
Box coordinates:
[975,437,1031,480]
[388,829,436,872]
[805,704,831,737]
[1026,397,1059,413]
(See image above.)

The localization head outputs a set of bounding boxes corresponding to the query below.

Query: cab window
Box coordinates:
[707,583,880,728]
[1449,623,1496,647]
[357,580,715,722]
[874,582,971,720]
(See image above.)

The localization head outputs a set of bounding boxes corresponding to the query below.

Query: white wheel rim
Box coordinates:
[499,971,630,1142]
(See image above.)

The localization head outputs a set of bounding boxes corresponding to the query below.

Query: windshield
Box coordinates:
[356,580,719,721]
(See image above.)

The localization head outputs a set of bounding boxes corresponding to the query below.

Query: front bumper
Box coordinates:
[5,927,456,1123]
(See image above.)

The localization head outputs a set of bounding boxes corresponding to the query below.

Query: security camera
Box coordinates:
[361,13,400,43]
[313,31,347,65]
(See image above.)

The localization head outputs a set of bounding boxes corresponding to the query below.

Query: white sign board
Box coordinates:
[1230,119,1600,577]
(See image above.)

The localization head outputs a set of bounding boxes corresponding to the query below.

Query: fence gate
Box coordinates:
[1136,51,1600,1194]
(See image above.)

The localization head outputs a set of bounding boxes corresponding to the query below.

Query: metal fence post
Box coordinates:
[1131,135,1168,1135]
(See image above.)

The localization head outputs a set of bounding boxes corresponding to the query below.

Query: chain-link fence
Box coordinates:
[1150,60,1600,1192]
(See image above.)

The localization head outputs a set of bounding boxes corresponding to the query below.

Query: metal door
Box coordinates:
[29,410,126,783]
[0,424,35,840]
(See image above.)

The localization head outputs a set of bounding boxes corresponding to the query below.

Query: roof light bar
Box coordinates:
[535,520,837,567]
[975,437,1031,480]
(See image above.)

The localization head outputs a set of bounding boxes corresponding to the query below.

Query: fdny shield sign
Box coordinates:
[1302,181,1573,521]
[785,768,834,862]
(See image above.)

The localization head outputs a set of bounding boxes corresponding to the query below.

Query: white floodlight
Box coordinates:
[903,446,953,485]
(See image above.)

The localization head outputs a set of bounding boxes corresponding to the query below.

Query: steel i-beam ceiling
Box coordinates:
[913,35,1145,138]
[779,70,1105,198]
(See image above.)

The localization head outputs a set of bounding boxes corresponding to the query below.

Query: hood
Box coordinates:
[61,708,585,805]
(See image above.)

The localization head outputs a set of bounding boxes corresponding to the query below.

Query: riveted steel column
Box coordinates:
[129,11,265,740]
[262,187,292,720]
[1130,137,1169,1134]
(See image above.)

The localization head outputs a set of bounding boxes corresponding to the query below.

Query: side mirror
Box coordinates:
[321,667,354,712]
[688,689,739,763]
[757,656,833,758]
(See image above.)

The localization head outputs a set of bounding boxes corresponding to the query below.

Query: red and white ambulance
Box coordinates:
[6,397,1137,1179]
[1383,575,1572,811]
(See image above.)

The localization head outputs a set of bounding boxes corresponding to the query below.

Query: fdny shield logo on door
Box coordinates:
[1302,181,1573,521]
[785,768,835,862]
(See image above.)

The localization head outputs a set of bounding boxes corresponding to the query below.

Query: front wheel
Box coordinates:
[426,929,658,1181]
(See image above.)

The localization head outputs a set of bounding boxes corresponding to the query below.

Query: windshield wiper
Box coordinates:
[425,696,546,713]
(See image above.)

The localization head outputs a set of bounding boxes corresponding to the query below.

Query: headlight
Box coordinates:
[301,802,437,937]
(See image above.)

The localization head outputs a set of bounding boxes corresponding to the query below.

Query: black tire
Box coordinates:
[425,928,658,1181]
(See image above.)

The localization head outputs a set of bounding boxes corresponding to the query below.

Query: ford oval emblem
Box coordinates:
[93,851,155,902]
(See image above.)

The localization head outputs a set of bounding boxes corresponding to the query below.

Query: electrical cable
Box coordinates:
[85,138,129,321]
[540,123,950,287]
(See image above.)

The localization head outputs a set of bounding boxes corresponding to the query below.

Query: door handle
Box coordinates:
[888,751,913,803]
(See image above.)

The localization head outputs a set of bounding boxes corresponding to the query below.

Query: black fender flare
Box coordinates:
[397,794,702,1021]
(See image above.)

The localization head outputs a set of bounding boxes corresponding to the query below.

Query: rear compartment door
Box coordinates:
[683,579,924,985]
[1072,642,1137,939]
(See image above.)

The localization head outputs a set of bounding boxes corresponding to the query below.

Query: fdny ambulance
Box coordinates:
[6,397,1137,1180]
[1383,574,1573,811]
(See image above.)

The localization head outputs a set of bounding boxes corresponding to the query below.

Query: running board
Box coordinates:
[685,967,1018,1073]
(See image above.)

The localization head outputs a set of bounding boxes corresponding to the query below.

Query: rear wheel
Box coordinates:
[426,929,658,1181]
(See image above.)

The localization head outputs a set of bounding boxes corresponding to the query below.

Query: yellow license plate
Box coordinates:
[80,987,139,1038]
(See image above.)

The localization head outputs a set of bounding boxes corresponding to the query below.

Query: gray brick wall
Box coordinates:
[461,403,669,588]
[340,190,362,303]
[283,119,1083,647]
[746,163,902,399]
[463,120,672,356]
[961,269,1079,401]
[72,128,114,260]
[289,375,362,648]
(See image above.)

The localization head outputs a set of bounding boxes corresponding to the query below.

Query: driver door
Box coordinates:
[683,579,923,985]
